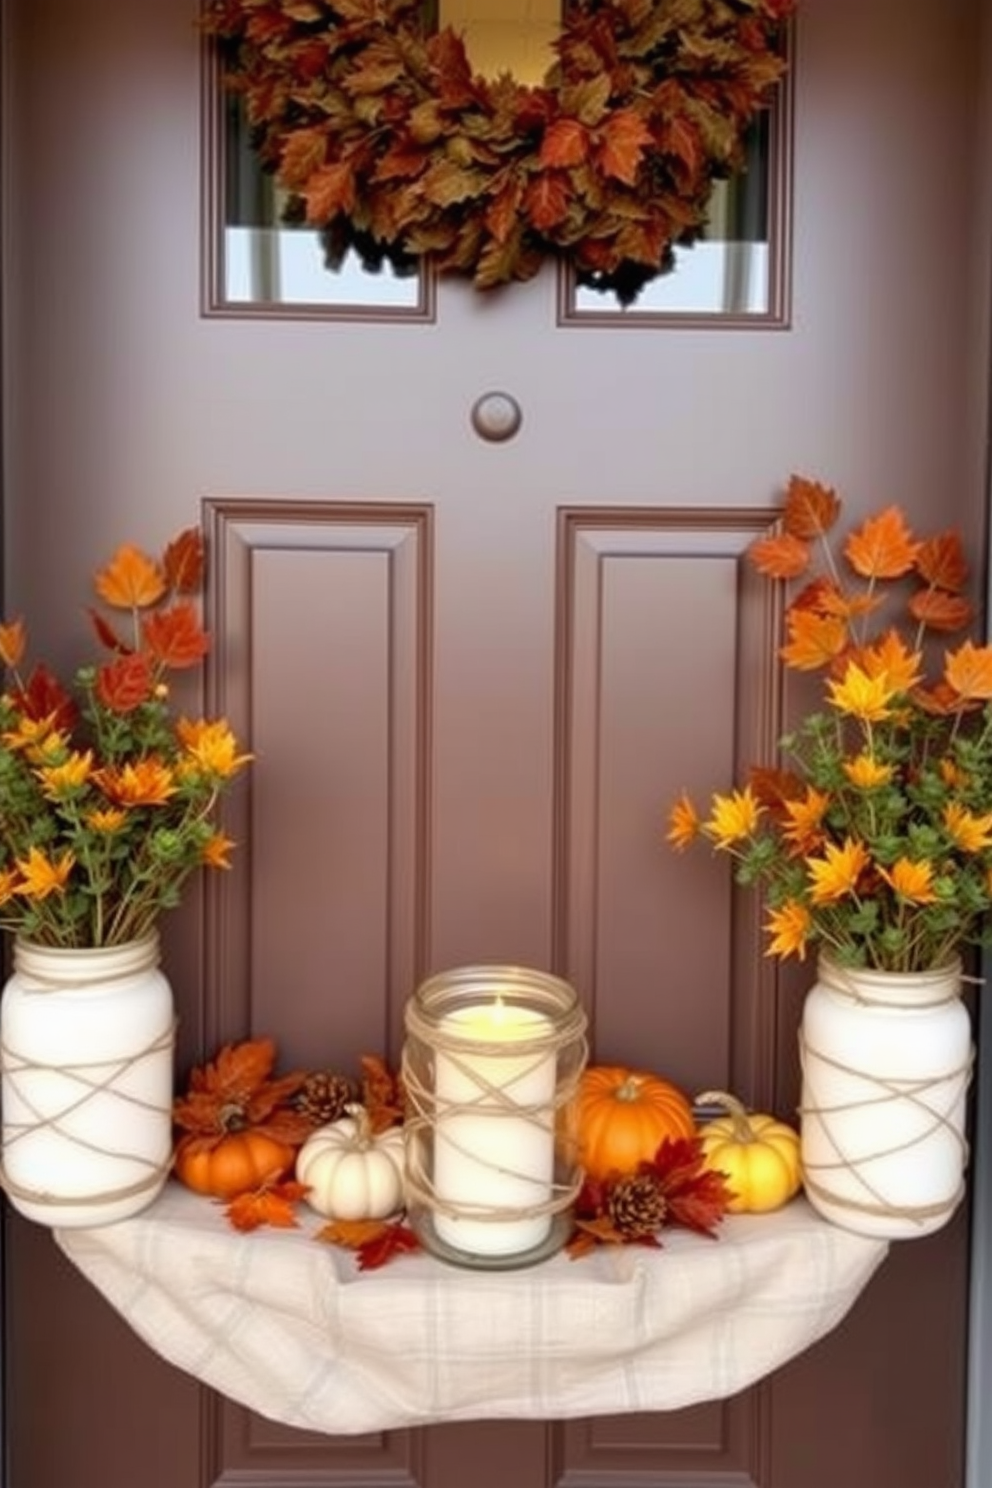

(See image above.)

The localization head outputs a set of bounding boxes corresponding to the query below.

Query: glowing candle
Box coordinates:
[433,999,556,1258]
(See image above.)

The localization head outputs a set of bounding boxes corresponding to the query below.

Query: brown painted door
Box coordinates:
[1,0,984,1484]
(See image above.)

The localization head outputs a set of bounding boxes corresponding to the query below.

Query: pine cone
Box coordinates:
[607,1173,668,1240]
[294,1071,356,1127]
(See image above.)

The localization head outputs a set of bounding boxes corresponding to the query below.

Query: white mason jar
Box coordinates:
[799,956,973,1240]
[0,934,175,1227]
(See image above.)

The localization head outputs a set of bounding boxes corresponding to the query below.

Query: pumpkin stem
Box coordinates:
[615,1075,649,1102]
[695,1089,755,1143]
[218,1101,249,1133]
[344,1101,374,1147]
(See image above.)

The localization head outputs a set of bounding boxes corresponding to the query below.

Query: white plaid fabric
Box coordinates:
[56,1183,887,1433]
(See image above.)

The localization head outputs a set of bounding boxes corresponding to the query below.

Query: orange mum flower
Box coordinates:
[94,759,177,806]
[764,901,812,961]
[877,858,938,905]
[805,838,870,903]
[15,847,75,899]
[666,793,701,851]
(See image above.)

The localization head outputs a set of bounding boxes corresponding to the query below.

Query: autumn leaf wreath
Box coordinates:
[202,0,794,304]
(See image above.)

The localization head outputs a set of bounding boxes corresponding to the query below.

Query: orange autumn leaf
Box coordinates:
[748,532,810,580]
[598,108,654,185]
[944,641,992,701]
[780,609,848,671]
[915,530,968,592]
[162,528,205,594]
[225,1180,309,1232]
[0,618,26,668]
[317,1217,394,1249]
[781,475,841,540]
[844,506,921,580]
[142,601,211,669]
[360,1053,405,1133]
[94,543,167,610]
[908,589,974,634]
[747,765,806,812]
[538,118,589,169]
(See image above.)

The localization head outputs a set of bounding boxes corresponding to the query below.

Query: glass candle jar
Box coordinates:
[402,965,588,1269]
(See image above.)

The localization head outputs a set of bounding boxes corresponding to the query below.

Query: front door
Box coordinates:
[2,0,984,1485]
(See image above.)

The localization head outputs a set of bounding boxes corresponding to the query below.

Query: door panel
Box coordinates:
[2,0,986,1486]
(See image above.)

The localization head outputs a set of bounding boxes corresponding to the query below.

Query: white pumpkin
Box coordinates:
[295,1103,406,1220]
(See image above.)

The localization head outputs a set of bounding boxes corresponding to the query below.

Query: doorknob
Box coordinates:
[470,391,523,443]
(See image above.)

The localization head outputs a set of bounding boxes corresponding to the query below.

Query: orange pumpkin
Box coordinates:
[576,1066,695,1180]
[173,1130,296,1199]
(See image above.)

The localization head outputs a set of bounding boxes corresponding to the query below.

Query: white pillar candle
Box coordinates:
[433,1000,556,1257]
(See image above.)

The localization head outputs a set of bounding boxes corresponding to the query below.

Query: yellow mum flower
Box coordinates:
[15,846,75,899]
[666,793,701,851]
[782,787,830,852]
[176,718,252,779]
[843,754,894,789]
[94,759,177,807]
[878,857,938,904]
[704,786,763,849]
[36,750,94,798]
[943,802,992,854]
[764,901,812,961]
[86,807,128,833]
[827,663,897,722]
[805,837,870,903]
[940,759,969,789]
[201,830,236,870]
[2,713,60,753]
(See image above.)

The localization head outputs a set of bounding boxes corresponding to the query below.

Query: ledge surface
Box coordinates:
[56,1182,888,1435]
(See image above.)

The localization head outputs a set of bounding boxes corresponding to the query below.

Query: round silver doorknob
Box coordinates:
[470,391,523,443]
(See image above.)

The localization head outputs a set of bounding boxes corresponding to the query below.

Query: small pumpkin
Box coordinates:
[576,1065,696,1181]
[296,1103,406,1220]
[695,1090,802,1214]
[174,1130,296,1200]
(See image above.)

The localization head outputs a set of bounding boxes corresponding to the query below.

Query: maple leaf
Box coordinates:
[225,1180,309,1232]
[539,118,589,169]
[598,108,653,184]
[94,543,166,610]
[142,601,211,670]
[915,530,969,592]
[908,589,974,634]
[747,532,810,580]
[780,609,848,671]
[524,172,572,232]
[356,1220,421,1270]
[13,663,78,731]
[174,1037,309,1141]
[373,144,429,183]
[781,475,841,540]
[303,162,357,224]
[747,765,806,812]
[641,1136,735,1237]
[485,179,525,244]
[87,608,130,655]
[844,506,921,581]
[944,640,992,702]
[360,1054,405,1133]
[95,653,154,713]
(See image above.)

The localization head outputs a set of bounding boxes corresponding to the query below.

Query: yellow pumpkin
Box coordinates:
[695,1089,802,1213]
[576,1065,696,1180]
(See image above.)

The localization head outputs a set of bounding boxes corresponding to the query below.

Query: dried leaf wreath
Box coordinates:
[202,0,795,304]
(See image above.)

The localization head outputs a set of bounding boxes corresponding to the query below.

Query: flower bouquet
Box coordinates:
[666,475,986,1237]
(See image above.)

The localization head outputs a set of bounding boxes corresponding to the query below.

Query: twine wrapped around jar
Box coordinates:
[798,956,974,1240]
[401,965,588,1269]
[0,935,176,1228]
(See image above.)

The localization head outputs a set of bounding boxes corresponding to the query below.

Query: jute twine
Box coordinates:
[798,963,975,1227]
[0,958,176,1212]
[402,999,588,1229]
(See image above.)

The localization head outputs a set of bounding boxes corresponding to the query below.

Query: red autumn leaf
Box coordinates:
[485,180,525,244]
[360,1054,405,1133]
[356,1220,421,1270]
[539,118,589,169]
[747,765,806,811]
[598,108,653,184]
[162,529,205,595]
[641,1135,735,1237]
[748,532,810,580]
[781,475,841,540]
[658,115,701,176]
[302,162,357,224]
[141,601,211,669]
[844,506,921,580]
[908,588,974,634]
[95,653,154,713]
[373,144,429,183]
[88,607,130,655]
[225,1180,309,1232]
[13,663,78,731]
[524,172,572,232]
[915,530,969,591]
